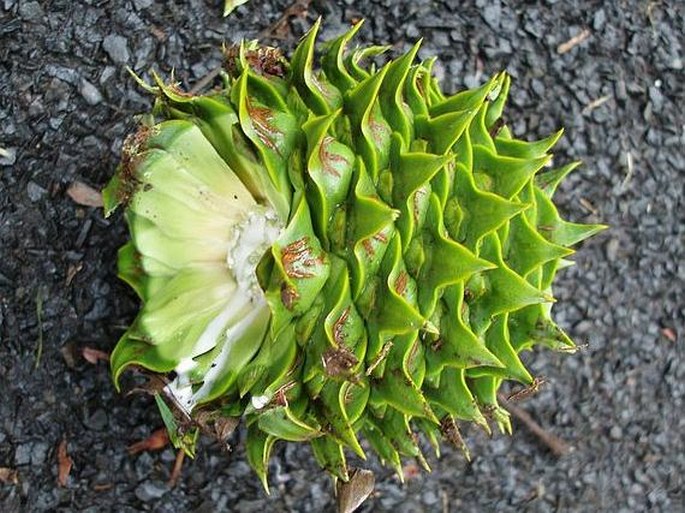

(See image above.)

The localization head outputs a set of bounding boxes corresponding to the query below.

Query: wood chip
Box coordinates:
[0,467,19,485]
[127,428,170,455]
[557,29,591,54]
[82,347,110,364]
[258,0,311,40]
[498,395,571,457]
[57,439,73,487]
[66,181,104,208]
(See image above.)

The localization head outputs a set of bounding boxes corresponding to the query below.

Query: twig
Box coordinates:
[582,94,611,115]
[620,151,633,189]
[188,65,222,95]
[441,489,450,513]
[557,29,591,54]
[168,450,185,488]
[34,287,45,370]
[579,197,599,215]
[257,0,312,40]
[498,394,571,457]
[127,428,170,455]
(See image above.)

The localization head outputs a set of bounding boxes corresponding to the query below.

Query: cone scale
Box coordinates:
[104,20,605,488]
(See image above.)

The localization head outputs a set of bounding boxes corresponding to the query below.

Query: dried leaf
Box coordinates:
[196,411,239,445]
[0,467,19,484]
[336,468,375,513]
[57,439,73,487]
[506,377,546,402]
[214,417,239,444]
[127,427,170,455]
[401,461,421,481]
[67,181,104,208]
[661,327,677,342]
[65,262,84,286]
[82,347,110,364]
[124,374,169,397]
[60,342,79,369]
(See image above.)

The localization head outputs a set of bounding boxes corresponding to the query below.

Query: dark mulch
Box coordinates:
[1,1,683,512]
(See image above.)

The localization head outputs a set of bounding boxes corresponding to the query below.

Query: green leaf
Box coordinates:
[224,0,249,16]
[311,435,349,481]
[425,284,503,376]
[265,196,330,334]
[347,159,397,299]
[345,65,391,179]
[418,193,495,317]
[503,212,574,278]
[302,110,356,247]
[473,144,550,199]
[291,19,343,115]
[246,423,277,493]
[155,394,199,457]
[425,368,489,431]
[321,21,364,91]
[451,163,527,250]
[362,419,403,479]
[318,381,366,458]
[467,376,511,435]
[468,233,553,335]
[378,41,422,144]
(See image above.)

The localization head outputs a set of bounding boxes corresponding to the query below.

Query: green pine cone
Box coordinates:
[104,20,605,488]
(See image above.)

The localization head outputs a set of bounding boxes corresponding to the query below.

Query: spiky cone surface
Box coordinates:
[104,20,605,489]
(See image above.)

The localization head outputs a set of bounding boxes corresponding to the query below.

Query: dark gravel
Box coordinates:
[1,1,683,512]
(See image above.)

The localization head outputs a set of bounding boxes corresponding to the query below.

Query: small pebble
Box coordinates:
[102,34,130,64]
[80,79,103,105]
[135,480,168,502]
[0,147,17,166]
[27,181,47,202]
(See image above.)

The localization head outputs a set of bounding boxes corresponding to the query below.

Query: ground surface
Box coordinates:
[1,0,683,512]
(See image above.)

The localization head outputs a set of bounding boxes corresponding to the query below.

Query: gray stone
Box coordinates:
[133,0,153,9]
[482,3,501,29]
[102,34,130,64]
[27,181,47,202]
[80,79,103,105]
[14,444,32,465]
[19,0,43,21]
[610,425,623,440]
[86,408,108,431]
[134,480,168,502]
[0,146,16,166]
